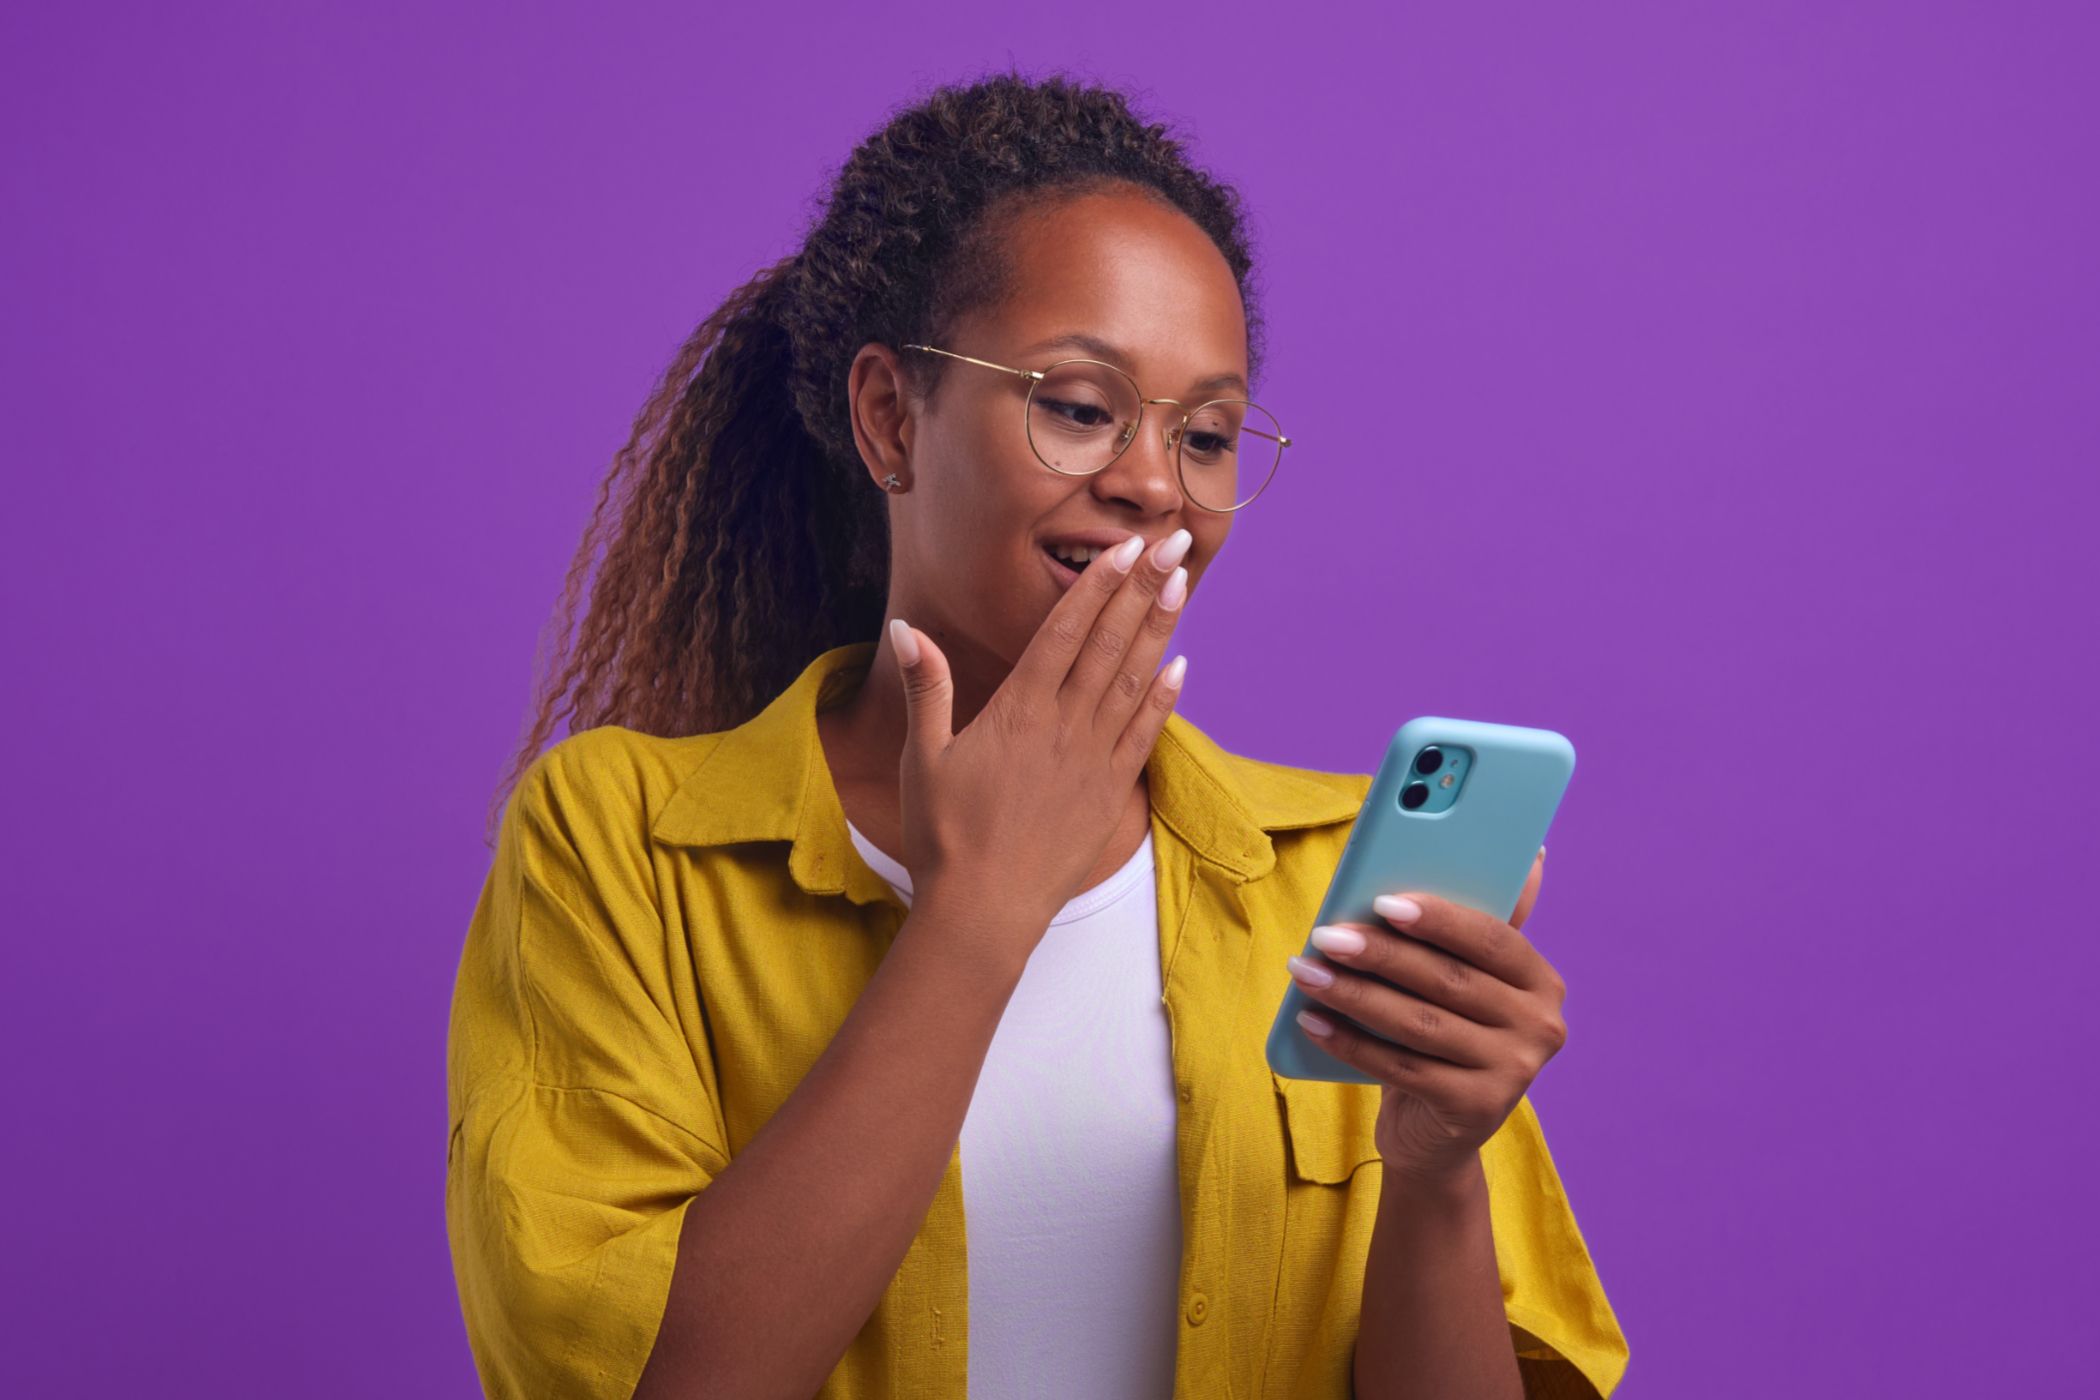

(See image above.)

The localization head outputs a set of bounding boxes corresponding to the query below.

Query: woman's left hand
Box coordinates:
[1285,848,1567,1189]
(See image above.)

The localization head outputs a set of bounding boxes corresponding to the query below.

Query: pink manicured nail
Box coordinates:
[1297,1009,1334,1037]
[1111,534,1146,570]
[1309,925,1366,956]
[888,617,920,667]
[1286,955,1334,988]
[1373,895,1422,925]
[1159,566,1188,610]
[1151,528,1192,570]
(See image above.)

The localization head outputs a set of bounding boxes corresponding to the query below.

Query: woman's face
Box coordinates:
[859,187,1251,677]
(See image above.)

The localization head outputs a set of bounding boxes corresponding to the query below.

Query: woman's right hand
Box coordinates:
[888,528,1193,954]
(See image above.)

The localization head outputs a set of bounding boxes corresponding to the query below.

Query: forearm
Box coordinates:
[1353,1155,1523,1400]
[634,891,1032,1400]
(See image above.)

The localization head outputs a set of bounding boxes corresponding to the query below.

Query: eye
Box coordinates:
[1182,430,1235,456]
[1036,396,1115,429]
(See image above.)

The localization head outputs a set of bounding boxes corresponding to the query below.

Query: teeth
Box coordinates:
[1049,543,1100,566]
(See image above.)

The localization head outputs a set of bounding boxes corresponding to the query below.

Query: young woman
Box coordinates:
[446,73,1629,1400]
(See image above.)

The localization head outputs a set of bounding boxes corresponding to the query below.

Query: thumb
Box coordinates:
[1510,846,1545,932]
[889,618,953,760]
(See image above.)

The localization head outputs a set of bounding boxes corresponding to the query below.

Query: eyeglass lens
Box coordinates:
[1025,360,1282,511]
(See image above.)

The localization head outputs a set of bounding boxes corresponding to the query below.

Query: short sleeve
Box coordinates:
[445,738,731,1400]
[1484,1094,1631,1399]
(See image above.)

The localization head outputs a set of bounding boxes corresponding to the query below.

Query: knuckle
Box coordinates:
[1110,666,1147,704]
[1477,918,1510,963]
[1410,1003,1444,1039]
[1087,621,1131,661]
[1436,953,1474,996]
[1386,1045,1430,1078]
[1048,610,1087,651]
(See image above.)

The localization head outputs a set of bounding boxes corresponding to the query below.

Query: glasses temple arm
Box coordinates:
[901,343,1040,381]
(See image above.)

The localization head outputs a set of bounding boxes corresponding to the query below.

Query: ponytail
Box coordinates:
[482,254,887,846]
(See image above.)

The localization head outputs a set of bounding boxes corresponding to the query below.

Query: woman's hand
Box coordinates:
[1285,849,1568,1189]
[887,529,1192,948]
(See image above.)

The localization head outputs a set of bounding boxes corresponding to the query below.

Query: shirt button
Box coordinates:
[1178,1082,1192,1103]
[1185,1291,1209,1326]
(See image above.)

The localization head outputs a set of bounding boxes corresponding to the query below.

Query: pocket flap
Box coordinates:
[1273,1071,1384,1182]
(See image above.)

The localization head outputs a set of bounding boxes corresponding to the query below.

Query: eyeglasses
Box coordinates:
[900,343,1292,513]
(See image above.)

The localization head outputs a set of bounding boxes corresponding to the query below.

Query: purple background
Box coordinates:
[7,3,2095,1395]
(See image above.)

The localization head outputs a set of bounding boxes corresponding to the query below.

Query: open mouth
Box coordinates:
[1040,542,1104,588]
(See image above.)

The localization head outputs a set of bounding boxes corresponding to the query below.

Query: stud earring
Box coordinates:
[883,473,905,493]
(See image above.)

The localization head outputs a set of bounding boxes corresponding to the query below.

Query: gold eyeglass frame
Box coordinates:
[900,342,1292,513]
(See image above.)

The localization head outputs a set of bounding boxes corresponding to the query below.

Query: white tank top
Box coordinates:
[844,818,1182,1398]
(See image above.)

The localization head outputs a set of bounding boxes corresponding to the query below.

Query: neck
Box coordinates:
[822,619,1017,785]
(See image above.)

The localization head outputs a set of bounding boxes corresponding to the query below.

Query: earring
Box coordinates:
[882,473,905,493]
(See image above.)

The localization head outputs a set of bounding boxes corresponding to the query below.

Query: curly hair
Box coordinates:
[484,68,1267,846]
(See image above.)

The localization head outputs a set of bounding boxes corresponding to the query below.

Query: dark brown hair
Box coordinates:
[485,68,1267,845]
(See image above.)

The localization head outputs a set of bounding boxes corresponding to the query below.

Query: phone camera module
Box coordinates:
[1400,782,1430,810]
[1413,746,1443,775]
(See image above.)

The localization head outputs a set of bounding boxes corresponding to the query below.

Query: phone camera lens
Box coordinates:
[1413,746,1443,776]
[1400,782,1429,810]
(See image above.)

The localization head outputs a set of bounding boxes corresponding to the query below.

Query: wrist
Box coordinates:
[1379,1151,1488,1212]
[905,880,1046,968]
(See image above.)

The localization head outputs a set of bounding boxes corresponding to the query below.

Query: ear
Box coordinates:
[847,342,915,491]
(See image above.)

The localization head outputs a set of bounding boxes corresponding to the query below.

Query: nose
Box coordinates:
[1097,399,1188,511]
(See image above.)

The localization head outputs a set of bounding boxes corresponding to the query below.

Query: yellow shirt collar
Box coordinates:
[648,640,1362,904]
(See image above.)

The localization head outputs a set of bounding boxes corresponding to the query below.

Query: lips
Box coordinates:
[1041,544,1083,591]
[1035,531,1157,592]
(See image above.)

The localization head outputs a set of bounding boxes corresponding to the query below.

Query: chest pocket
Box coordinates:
[1273,1071,1384,1182]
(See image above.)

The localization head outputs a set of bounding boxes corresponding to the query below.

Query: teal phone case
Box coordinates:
[1265,717,1576,1084]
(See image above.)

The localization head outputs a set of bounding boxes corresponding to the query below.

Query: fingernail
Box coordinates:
[888,617,920,667]
[1159,565,1188,610]
[1538,845,1547,860]
[1286,954,1334,988]
[1308,924,1366,956]
[1372,895,1422,925]
[1297,1009,1334,1037]
[1151,528,1192,570]
[1111,535,1146,570]
[1162,654,1188,689]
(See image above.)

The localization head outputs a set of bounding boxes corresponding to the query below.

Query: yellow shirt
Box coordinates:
[445,641,1630,1398]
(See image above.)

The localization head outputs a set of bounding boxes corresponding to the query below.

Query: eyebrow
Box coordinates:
[1018,332,1249,397]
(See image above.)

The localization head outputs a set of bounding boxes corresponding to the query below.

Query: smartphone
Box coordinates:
[1266,717,1576,1084]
